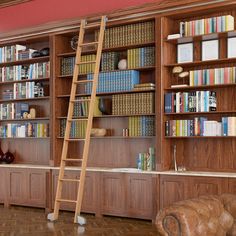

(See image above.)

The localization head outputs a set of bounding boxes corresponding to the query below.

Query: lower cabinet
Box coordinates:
[160,174,228,209]
[51,170,98,213]
[0,168,6,203]
[101,173,156,220]
[6,168,48,208]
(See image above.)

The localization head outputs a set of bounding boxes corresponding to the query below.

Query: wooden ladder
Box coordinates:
[48,16,106,224]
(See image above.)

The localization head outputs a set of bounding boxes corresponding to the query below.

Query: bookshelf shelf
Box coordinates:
[165,83,236,91]
[165,111,236,115]
[57,136,155,139]
[165,136,236,139]
[0,56,50,67]
[0,77,50,86]
[57,89,155,98]
[0,96,50,103]
[58,66,155,78]
[165,58,236,67]
[57,41,155,57]
[0,117,50,122]
[165,30,236,44]
[57,114,155,119]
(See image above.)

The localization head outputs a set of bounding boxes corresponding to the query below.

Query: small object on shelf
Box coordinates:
[167,33,181,40]
[29,108,36,119]
[23,112,28,119]
[202,40,219,61]
[227,37,236,58]
[31,51,41,58]
[98,97,112,115]
[90,128,107,137]
[122,128,129,137]
[179,71,189,78]
[70,36,78,50]
[34,82,44,97]
[118,59,127,70]
[2,150,14,164]
[172,66,183,74]
[177,43,193,63]
[40,47,50,56]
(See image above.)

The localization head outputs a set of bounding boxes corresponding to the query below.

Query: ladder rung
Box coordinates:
[74,80,94,84]
[63,158,83,162]
[78,61,96,65]
[79,42,98,47]
[70,98,91,102]
[68,118,88,122]
[60,178,80,183]
[84,23,99,29]
[66,138,85,141]
[57,199,77,203]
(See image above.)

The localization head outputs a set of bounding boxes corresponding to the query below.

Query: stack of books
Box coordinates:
[137,147,155,171]
[133,83,155,91]
[112,92,155,115]
[3,90,13,100]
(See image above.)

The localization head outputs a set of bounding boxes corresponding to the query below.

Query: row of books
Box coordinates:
[0,103,29,120]
[128,116,155,136]
[189,67,236,86]
[164,91,217,113]
[112,92,155,115]
[180,15,234,37]
[127,47,155,69]
[0,122,49,138]
[0,45,36,63]
[0,62,50,82]
[85,70,140,93]
[12,82,45,99]
[73,97,101,117]
[59,119,87,138]
[95,21,155,48]
[101,52,119,71]
[137,147,155,171]
[165,117,236,137]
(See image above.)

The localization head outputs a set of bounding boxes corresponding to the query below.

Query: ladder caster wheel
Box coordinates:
[76,215,86,225]
[47,213,57,222]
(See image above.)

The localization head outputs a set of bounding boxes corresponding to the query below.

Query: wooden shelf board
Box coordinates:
[57,136,155,139]
[0,56,50,67]
[165,30,236,44]
[0,117,50,122]
[165,111,236,115]
[57,114,155,119]
[166,136,236,139]
[165,58,236,67]
[58,66,155,78]
[0,77,50,85]
[0,137,50,139]
[57,41,155,57]
[0,96,50,103]
[165,83,236,91]
[57,89,155,98]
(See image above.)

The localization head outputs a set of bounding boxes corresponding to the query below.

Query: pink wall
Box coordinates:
[0,0,157,33]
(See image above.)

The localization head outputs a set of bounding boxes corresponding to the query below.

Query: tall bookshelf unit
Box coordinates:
[159,3,236,208]
[0,0,236,222]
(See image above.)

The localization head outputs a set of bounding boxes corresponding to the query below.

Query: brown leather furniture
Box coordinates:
[156,194,236,236]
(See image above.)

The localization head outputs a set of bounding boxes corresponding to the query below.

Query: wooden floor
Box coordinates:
[0,205,158,235]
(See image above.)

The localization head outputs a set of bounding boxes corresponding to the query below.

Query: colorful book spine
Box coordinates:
[137,147,155,171]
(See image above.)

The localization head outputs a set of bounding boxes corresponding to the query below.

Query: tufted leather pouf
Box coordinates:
[156,195,235,236]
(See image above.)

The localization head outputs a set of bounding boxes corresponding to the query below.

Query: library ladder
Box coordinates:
[48,16,106,224]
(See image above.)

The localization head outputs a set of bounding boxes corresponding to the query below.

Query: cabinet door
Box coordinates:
[126,174,155,219]
[190,176,226,198]
[160,175,188,208]
[52,170,97,213]
[7,168,27,204]
[26,169,47,207]
[0,168,6,203]
[101,173,125,215]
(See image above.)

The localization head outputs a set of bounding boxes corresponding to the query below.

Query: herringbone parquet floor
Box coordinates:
[0,205,158,236]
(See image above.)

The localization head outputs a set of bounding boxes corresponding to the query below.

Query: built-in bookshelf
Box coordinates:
[53,19,156,170]
[161,7,236,172]
[0,37,51,165]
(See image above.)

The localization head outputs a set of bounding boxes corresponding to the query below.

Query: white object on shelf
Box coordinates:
[167,34,181,40]
[118,59,127,70]
[227,37,236,58]
[177,43,193,63]
[202,40,219,61]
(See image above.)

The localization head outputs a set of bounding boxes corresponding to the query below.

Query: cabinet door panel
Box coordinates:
[27,170,47,207]
[190,177,226,198]
[101,173,125,215]
[160,175,187,208]
[126,174,154,219]
[0,168,5,203]
[8,169,26,204]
